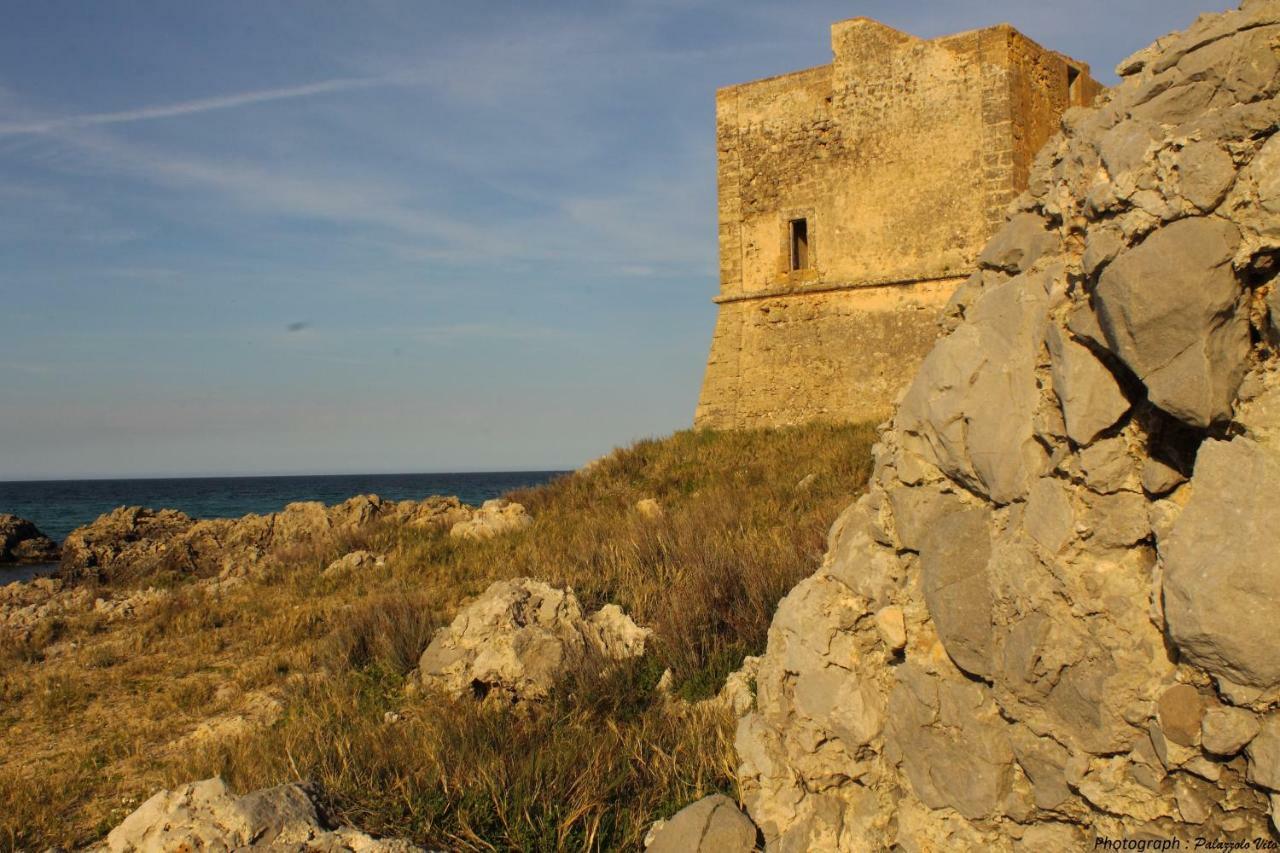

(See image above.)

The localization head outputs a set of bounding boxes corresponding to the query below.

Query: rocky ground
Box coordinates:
[0,422,874,849]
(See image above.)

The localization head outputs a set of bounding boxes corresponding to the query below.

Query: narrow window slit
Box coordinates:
[789,218,809,271]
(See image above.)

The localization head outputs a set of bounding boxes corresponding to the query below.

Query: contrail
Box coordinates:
[0,75,394,136]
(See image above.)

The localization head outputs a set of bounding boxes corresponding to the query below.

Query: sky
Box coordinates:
[0,0,1226,479]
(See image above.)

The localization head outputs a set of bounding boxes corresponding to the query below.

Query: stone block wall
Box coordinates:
[696,19,1099,429]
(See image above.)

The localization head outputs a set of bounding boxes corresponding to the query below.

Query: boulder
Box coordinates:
[0,514,58,563]
[1045,325,1130,445]
[449,499,533,541]
[97,777,420,852]
[1247,715,1280,791]
[1202,706,1261,756]
[1093,217,1248,428]
[736,5,1280,848]
[418,578,650,702]
[1162,438,1280,689]
[919,505,993,677]
[644,794,758,853]
[977,213,1061,273]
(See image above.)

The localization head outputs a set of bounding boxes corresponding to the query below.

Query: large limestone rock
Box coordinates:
[737,4,1280,848]
[418,578,650,702]
[0,514,58,563]
[1093,216,1248,427]
[1162,437,1280,689]
[97,776,420,852]
[59,495,471,581]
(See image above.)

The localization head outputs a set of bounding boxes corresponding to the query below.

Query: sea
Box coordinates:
[0,470,567,585]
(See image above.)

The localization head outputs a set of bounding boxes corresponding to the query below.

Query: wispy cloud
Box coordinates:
[0,75,400,136]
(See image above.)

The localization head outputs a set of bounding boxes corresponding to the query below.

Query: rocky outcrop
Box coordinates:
[644,794,758,853]
[418,578,650,703]
[59,495,471,581]
[448,499,532,541]
[96,776,420,852]
[0,514,59,563]
[323,550,386,578]
[737,3,1280,848]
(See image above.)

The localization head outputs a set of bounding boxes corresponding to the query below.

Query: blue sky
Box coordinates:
[0,0,1223,479]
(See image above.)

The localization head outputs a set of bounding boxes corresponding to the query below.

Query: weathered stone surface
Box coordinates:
[978,213,1061,273]
[1141,457,1187,496]
[1157,684,1205,746]
[898,275,1048,504]
[60,495,470,581]
[1247,715,1280,791]
[1163,438,1280,689]
[98,777,419,852]
[874,606,906,652]
[1046,325,1130,446]
[418,578,649,702]
[736,6,1280,849]
[919,506,993,677]
[886,666,1014,820]
[696,21,1099,430]
[449,499,532,541]
[644,794,757,853]
[1078,436,1138,494]
[1094,217,1247,427]
[0,514,58,564]
[1202,705,1261,756]
[1177,140,1238,211]
[1023,477,1075,553]
[60,507,195,578]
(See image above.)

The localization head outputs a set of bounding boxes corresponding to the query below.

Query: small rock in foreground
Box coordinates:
[644,794,758,853]
[96,776,421,852]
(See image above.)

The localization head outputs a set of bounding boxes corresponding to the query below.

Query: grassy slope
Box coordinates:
[0,422,876,850]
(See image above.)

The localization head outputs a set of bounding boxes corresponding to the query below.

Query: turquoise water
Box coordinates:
[0,470,566,583]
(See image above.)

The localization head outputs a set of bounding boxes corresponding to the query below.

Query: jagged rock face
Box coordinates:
[0,514,59,564]
[737,3,1280,848]
[59,495,471,581]
[95,776,421,852]
[418,578,650,703]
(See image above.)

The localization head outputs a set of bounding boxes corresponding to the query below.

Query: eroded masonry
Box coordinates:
[695,18,1101,429]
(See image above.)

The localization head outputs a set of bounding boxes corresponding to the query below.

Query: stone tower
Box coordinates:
[695,18,1101,429]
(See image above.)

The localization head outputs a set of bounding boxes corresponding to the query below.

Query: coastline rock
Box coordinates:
[59,495,470,582]
[96,776,420,852]
[449,499,532,541]
[643,794,758,853]
[418,578,650,702]
[736,4,1280,848]
[0,514,59,564]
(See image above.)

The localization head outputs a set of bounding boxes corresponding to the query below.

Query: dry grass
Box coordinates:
[0,422,875,851]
